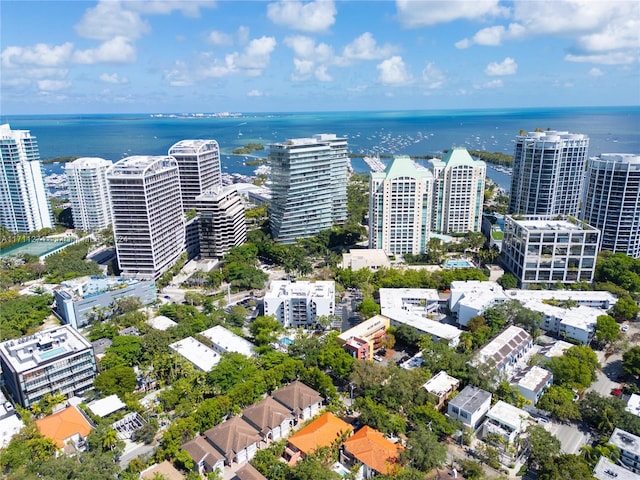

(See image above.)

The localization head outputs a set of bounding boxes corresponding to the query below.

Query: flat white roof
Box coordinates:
[379,288,440,311]
[87,394,126,418]
[486,400,530,431]
[423,371,460,397]
[384,308,461,341]
[200,325,255,357]
[593,456,640,480]
[266,280,335,299]
[539,340,574,359]
[169,337,221,372]
[512,366,553,393]
[627,394,640,418]
[610,428,640,457]
[506,289,617,306]
[0,413,24,449]
[147,315,178,331]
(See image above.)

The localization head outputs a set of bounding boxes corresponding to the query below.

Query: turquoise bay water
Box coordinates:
[2,107,638,191]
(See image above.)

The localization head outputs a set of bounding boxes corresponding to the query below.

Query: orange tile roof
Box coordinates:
[287,412,352,455]
[343,426,403,475]
[35,406,93,448]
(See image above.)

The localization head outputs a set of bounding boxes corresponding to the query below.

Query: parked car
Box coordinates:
[537,417,549,424]
[621,325,629,332]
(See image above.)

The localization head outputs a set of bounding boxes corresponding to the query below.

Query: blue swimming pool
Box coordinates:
[280,337,293,346]
[38,347,66,359]
[445,259,474,268]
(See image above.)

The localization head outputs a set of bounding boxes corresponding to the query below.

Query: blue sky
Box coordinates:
[2,0,639,114]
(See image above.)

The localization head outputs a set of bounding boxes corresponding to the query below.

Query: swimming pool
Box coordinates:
[280,337,293,346]
[444,259,474,268]
[38,347,67,360]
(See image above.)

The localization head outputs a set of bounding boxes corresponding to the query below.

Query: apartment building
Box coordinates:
[200,325,256,357]
[449,281,508,327]
[195,187,246,259]
[268,134,348,243]
[263,280,335,328]
[168,139,222,210]
[609,428,640,474]
[107,156,185,279]
[501,215,600,288]
[511,366,553,405]
[429,147,486,233]
[0,325,97,408]
[482,400,530,446]
[447,386,492,429]
[475,326,533,375]
[0,123,53,233]
[368,156,433,255]
[509,130,589,216]
[337,315,390,360]
[65,157,113,231]
[581,153,640,258]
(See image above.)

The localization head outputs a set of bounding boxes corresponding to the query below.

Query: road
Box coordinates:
[546,420,591,454]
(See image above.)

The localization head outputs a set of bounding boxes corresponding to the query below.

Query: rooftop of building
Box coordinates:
[65,157,112,169]
[511,366,553,393]
[168,337,220,372]
[241,396,294,434]
[340,249,390,267]
[476,326,532,368]
[518,300,603,330]
[287,412,353,455]
[343,426,402,475]
[441,147,486,168]
[538,340,575,359]
[486,400,530,431]
[383,309,462,341]
[204,416,261,459]
[200,325,256,357]
[0,411,24,449]
[506,215,599,233]
[168,139,218,155]
[35,406,93,448]
[379,288,440,311]
[422,371,460,397]
[372,155,432,180]
[626,394,640,418]
[108,155,177,176]
[147,315,178,331]
[338,315,390,343]
[86,394,126,418]
[449,385,491,412]
[609,428,640,456]
[233,463,268,480]
[506,289,617,305]
[451,281,508,311]
[593,455,640,480]
[517,130,589,142]
[270,135,343,148]
[55,275,152,302]
[0,325,93,373]
[266,280,335,299]
[272,380,323,415]
[592,153,640,165]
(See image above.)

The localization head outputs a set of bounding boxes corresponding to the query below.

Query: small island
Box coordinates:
[41,156,80,165]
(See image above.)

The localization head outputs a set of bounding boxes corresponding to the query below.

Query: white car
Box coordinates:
[537,417,549,424]
[621,325,629,333]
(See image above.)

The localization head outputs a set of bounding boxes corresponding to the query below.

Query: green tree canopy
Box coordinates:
[537,385,581,421]
[623,346,640,377]
[594,315,620,347]
[94,365,137,396]
[547,345,599,390]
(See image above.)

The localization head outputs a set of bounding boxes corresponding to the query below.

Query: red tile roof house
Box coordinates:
[272,380,323,425]
[284,412,353,465]
[341,426,403,478]
[242,396,295,445]
[203,416,262,466]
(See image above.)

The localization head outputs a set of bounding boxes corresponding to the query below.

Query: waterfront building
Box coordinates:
[195,187,246,259]
[263,280,335,328]
[268,134,348,243]
[501,214,600,288]
[581,153,640,258]
[429,147,486,233]
[0,124,53,233]
[0,325,97,408]
[53,275,156,329]
[65,157,113,231]
[107,156,185,280]
[368,156,433,255]
[447,386,492,429]
[168,139,222,211]
[509,130,589,216]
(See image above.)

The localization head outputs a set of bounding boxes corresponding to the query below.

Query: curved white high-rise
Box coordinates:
[65,157,113,232]
[0,124,53,233]
[107,156,185,279]
[581,154,640,258]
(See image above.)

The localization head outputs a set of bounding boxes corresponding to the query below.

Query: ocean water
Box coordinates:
[2,106,638,191]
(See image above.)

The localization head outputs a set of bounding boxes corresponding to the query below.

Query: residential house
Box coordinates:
[182,436,225,476]
[285,412,353,464]
[447,386,492,429]
[482,401,530,448]
[341,426,403,478]
[272,380,323,424]
[35,406,93,452]
[422,371,460,410]
[609,428,640,474]
[593,456,640,480]
[232,463,268,480]
[475,326,533,375]
[242,396,294,444]
[203,416,262,466]
[511,366,553,405]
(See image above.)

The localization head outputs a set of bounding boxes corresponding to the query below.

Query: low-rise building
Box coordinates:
[182,435,225,477]
[53,276,157,329]
[610,428,640,474]
[449,281,508,327]
[272,380,323,424]
[242,396,294,444]
[168,337,221,372]
[482,400,530,447]
[147,315,178,331]
[203,416,262,466]
[86,394,126,418]
[35,406,93,452]
[0,325,97,408]
[423,371,460,410]
[475,326,533,375]
[285,412,353,464]
[200,325,256,357]
[447,386,492,429]
[339,249,391,271]
[232,463,268,480]
[593,456,640,480]
[337,314,390,361]
[341,426,402,478]
[264,280,335,328]
[539,340,574,361]
[511,366,553,405]
[0,392,23,449]
[627,394,640,418]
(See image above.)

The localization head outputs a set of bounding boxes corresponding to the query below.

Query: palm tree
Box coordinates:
[102,428,119,451]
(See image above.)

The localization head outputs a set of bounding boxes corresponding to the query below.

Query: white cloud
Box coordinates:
[377,56,413,85]
[267,0,336,33]
[588,67,604,77]
[474,79,503,89]
[341,33,396,62]
[284,36,334,63]
[199,36,277,79]
[74,1,150,41]
[231,36,276,70]
[208,30,233,46]
[2,42,73,67]
[99,72,129,84]
[396,0,507,28]
[124,0,216,18]
[37,79,71,91]
[73,37,136,64]
[565,52,636,65]
[421,62,446,89]
[484,57,517,76]
[315,65,332,82]
[237,26,250,45]
[247,89,263,97]
[291,58,314,81]
[455,38,472,49]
